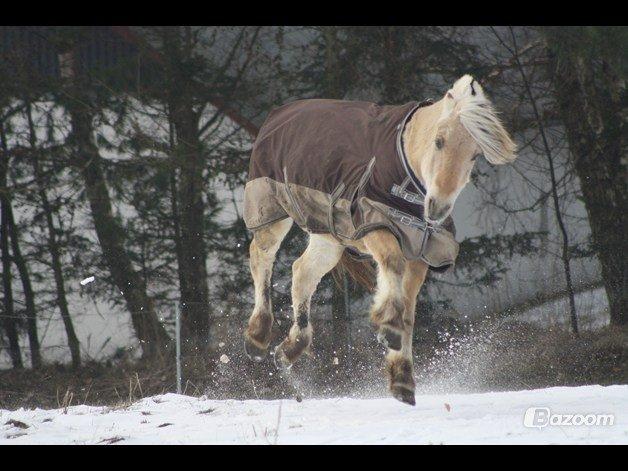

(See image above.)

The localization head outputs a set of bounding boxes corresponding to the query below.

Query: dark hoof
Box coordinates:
[391,386,416,406]
[244,338,267,362]
[377,327,402,351]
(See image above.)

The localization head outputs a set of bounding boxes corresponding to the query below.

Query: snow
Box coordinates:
[79,276,95,286]
[2,385,626,444]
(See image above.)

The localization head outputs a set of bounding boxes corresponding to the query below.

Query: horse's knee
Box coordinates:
[380,251,405,277]
[371,272,406,350]
[371,296,405,329]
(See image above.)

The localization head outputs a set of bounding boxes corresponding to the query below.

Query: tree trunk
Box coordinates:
[0,127,23,369]
[165,27,211,345]
[322,27,342,99]
[544,28,627,326]
[382,27,404,103]
[6,203,42,367]
[172,112,210,344]
[61,51,171,359]
[26,102,81,368]
[0,119,42,366]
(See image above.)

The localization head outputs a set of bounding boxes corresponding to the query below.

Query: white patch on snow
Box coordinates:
[1,386,626,444]
[80,276,95,286]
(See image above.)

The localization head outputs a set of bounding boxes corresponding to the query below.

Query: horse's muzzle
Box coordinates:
[426,198,451,223]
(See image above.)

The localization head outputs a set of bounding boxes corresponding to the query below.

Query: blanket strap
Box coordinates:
[328,156,376,244]
[396,100,433,197]
[391,177,424,205]
[327,182,346,243]
[283,166,307,226]
[387,207,432,258]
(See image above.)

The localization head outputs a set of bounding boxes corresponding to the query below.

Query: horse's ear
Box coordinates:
[441,90,456,118]
[451,74,482,99]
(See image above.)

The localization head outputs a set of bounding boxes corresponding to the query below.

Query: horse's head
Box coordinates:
[407,75,517,224]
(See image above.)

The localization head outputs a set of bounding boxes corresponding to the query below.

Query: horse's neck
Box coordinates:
[402,99,443,183]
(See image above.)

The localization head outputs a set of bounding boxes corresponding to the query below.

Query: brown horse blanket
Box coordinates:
[243,99,459,270]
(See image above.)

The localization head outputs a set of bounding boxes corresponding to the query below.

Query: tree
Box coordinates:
[0,116,23,368]
[25,101,81,368]
[6,187,42,365]
[130,26,263,346]
[544,27,627,326]
[55,29,171,358]
[488,26,579,334]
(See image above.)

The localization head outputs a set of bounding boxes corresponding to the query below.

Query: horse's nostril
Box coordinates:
[428,200,450,220]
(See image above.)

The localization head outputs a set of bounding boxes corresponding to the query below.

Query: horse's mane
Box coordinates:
[450,75,517,165]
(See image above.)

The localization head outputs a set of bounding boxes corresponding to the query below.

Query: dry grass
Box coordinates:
[0,359,176,410]
[1,321,626,410]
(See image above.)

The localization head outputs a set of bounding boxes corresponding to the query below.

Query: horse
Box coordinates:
[242,75,516,405]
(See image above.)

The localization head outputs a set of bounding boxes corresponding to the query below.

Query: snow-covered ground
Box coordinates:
[2,385,626,444]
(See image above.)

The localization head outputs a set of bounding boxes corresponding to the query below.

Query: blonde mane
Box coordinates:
[449,74,517,165]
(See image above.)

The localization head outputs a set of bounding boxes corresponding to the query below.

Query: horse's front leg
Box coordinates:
[363,230,428,405]
[363,230,408,351]
[386,259,428,405]
[274,234,344,369]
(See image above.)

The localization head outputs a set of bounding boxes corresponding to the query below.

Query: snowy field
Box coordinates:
[1,385,626,444]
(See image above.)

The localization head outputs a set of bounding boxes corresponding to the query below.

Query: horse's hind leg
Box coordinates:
[244,217,293,361]
[274,234,344,369]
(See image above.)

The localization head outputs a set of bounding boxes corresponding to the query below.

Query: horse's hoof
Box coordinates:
[391,385,416,406]
[244,338,267,362]
[377,327,402,351]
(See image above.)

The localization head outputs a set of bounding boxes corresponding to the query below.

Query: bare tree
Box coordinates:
[6,194,42,366]
[489,26,579,334]
[57,37,171,359]
[25,101,81,368]
[544,26,626,326]
[131,26,264,345]
[0,119,23,368]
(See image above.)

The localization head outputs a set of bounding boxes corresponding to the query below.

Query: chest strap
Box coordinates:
[391,176,424,205]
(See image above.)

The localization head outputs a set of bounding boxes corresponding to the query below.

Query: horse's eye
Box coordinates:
[471,153,482,162]
[435,137,444,150]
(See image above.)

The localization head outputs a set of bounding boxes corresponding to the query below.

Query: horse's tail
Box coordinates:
[332,250,377,293]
